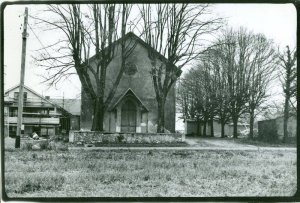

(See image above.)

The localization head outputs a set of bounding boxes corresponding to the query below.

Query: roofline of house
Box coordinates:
[5,84,73,116]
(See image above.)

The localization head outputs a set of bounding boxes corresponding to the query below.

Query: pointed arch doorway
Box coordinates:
[121,100,136,132]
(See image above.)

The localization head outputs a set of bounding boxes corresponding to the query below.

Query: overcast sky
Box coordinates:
[3,3,297,100]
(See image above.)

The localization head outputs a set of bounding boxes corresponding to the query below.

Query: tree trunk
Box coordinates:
[232,116,238,138]
[210,115,214,137]
[203,117,207,137]
[221,121,225,138]
[157,99,166,133]
[196,116,201,136]
[91,100,104,131]
[283,95,290,143]
[249,109,255,139]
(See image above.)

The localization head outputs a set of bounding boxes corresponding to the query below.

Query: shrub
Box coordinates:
[50,135,57,141]
[108,135,117,143]
[134,137,140,144]
[43,141,68,151]
[142,137,151,144]
[117,134,125,143]
[54,142,69,151]
[102,137,109,144]
[125,136,133,144]
[22,142,33,151]
[40,141,50,150]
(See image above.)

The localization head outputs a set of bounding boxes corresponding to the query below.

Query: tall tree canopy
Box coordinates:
[137,4,223,132]
[179,27,278,138]
[32,4,136,131]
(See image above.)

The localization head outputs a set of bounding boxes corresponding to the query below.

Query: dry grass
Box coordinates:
[4,148,297,197]
[235,137,297,147]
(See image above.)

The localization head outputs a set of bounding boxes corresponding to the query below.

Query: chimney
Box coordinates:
[45,96,50,100]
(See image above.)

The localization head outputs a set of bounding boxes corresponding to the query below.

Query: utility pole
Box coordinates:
[16,7,28,148]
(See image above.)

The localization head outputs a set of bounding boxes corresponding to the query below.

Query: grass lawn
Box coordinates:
[4,147,296,197]
[235,137,297,147]
[186,135,297,148]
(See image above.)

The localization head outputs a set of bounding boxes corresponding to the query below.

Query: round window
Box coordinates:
[124,62,137,75]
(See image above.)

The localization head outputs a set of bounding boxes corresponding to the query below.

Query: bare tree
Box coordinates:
[197,61,218,137]
[213,28,278,138]
[247,34,278,139]
[177,62,218,137]
[32,4,135,131]
[279,46,297,143]
[138,4,222,133]
[213,28,254,138]
[205,48,231,138]
[177,71,203,136]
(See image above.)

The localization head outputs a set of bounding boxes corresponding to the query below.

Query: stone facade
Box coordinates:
[81,32,175,133]
[70,131,182,144]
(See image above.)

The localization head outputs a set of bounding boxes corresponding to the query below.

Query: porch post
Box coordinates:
[116,106,121,132]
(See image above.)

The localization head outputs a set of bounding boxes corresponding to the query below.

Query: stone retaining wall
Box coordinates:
[70,131,184,144]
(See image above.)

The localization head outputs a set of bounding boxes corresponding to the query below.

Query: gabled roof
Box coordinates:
[5,84,73,116]
[4,84,21,94]
[50,99,81,116]
[88,32,172,66]
[109,88,149,112]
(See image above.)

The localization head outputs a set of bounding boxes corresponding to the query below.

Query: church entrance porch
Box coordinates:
[109,88,149,133]
[121,100,137,132]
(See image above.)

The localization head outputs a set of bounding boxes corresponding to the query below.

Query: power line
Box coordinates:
[27,22,81,92]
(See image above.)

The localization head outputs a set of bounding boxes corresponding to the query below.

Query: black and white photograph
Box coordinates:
[2,2,297,199]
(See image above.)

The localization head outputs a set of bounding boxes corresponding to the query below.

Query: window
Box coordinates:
[40,127,54,136]
[14,92,27,101]
[9,126,17,137]
[124,62,137,75]
[14,92,18,100]
[9,108,18,117]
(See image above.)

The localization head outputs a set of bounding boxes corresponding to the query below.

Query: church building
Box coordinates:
[80,32,175,133]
